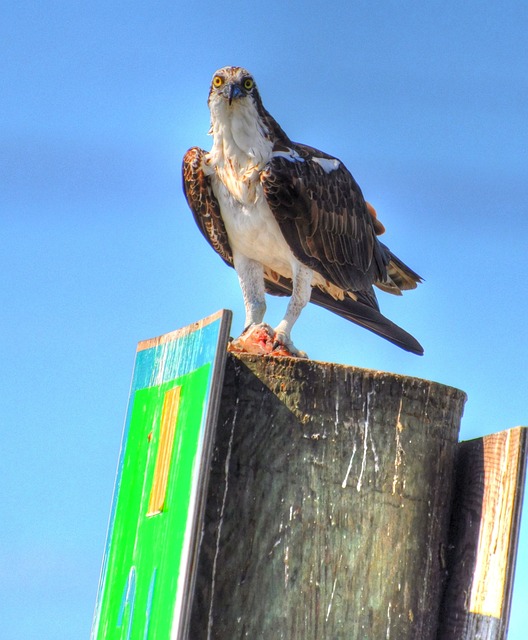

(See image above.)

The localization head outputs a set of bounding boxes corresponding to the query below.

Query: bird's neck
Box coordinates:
[206,101,273,204]
[206,99,292,205]
[208,101,274,176]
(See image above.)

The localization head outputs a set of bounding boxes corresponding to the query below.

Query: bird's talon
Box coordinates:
[228,324,308,358]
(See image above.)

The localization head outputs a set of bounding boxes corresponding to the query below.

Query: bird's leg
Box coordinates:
[233,254,267,328]
[272,263,312,358]
[228,256,312,358]
[228,255,276,355]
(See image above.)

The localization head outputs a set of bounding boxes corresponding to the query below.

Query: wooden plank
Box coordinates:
[438,426,528,639]
[91,310,232,640]
[191,354,467,640]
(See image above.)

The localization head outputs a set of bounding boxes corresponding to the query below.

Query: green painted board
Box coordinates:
[91,310,232,640]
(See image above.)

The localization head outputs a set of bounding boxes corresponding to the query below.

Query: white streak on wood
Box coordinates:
[357,391,375,491]
[392,396,405,495]
[342,439,357,488]
[207,399,238,640]
[326,570,339,622]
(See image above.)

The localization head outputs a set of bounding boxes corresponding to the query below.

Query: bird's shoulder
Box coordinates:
[261,140,368,227]
[182,147,233,266]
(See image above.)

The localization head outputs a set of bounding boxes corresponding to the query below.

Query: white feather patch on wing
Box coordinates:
[271,148,305,163]
[312,156,341,173]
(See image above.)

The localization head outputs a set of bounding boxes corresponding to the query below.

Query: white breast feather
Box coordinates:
[207,98,301,277]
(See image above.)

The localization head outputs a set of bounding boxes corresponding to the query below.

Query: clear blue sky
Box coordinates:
[1,2,527,638]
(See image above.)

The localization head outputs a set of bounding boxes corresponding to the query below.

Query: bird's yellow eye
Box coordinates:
[243,77,254,90]
[213,75,224,88]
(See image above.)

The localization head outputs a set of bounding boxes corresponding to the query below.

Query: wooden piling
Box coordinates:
[191,353,467,640]
[92,317,527,639]
[439,427,528,640]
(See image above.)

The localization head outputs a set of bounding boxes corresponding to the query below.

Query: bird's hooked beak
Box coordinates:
[227,82,243,105]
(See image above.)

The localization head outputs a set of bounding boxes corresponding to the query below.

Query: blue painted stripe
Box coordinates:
[132,321,223,392]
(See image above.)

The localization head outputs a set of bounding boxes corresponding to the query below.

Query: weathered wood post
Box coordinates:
[191,353,467,640]
[92,315,526,639]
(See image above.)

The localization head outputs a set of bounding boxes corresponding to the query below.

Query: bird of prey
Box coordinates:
[183,66,423,358]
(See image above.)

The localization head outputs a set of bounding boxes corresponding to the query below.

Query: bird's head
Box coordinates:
[206,66,290,153]
[207,66,260,111]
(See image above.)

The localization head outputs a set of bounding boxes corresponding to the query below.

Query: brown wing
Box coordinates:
[261,142,390,292]
[182,147,233,267]
[182,146,423,354]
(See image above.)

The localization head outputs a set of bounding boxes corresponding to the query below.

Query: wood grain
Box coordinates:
[438,426,527,640]
[191,354,467,640]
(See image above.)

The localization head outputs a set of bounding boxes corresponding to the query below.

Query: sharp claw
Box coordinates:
[228,324,308,359]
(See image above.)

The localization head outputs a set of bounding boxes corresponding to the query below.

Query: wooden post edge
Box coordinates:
[438,426,528,640]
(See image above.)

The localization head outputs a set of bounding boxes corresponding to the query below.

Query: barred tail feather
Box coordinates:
[376,243,423,295]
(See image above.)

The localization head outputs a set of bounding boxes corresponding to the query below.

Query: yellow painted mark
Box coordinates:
[147,386,182,516]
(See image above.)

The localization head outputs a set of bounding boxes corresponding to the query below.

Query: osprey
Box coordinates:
[183,66,423,357]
